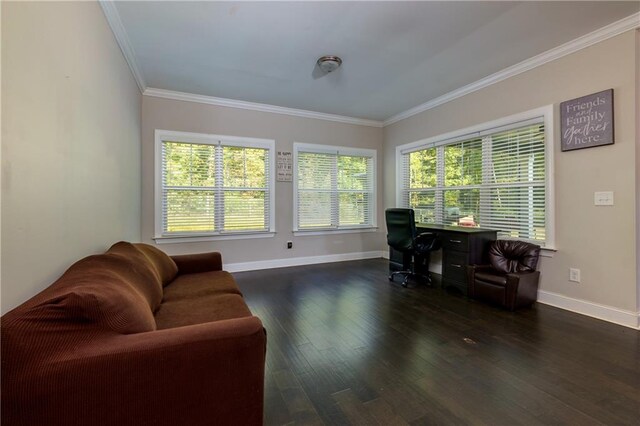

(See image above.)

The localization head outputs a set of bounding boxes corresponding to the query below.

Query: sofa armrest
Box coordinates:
[171,251,223,274]
[4,316,266,426]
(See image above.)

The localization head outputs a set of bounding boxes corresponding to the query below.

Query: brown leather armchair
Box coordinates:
[467,240,541,310]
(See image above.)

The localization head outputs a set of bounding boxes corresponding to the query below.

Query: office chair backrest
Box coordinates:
[385,208,417,252]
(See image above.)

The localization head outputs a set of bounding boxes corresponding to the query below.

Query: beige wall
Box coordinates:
[141,96,385,263]
[384,31,638,312]
[2,1,635,320]
[1,1,142,312]
[636,29,640,313]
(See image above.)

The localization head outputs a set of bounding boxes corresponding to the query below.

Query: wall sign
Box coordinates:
[276,151,292,182]
[560,89,614,152]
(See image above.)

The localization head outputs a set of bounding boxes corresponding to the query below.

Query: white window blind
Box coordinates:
[481,124,546,242]
[400,120,548,246]
[295,144,376,231]
[157,131,274,238]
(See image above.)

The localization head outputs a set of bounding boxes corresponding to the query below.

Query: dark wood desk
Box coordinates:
[389,224,497,294]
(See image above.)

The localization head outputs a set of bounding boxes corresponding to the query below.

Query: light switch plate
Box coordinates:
[569,268,581,283]
[594,191,614,206]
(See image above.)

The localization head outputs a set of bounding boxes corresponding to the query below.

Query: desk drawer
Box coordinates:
[443,251,468,283]
[441,234,469,252]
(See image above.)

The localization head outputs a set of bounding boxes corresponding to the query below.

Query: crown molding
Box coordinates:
[99,0,146,92]
[384,12,640,127]
[143,88,384,128]
[100,2,637,127]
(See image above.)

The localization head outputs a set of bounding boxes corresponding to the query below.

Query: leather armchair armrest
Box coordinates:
[505,270,541,310]
[506,270,540,282]
[468,264,495,273]
[466,264,495,280]
[466,264,495,297]
[171,251,223,274]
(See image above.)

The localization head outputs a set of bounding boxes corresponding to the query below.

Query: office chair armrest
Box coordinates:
[414,232,440,252]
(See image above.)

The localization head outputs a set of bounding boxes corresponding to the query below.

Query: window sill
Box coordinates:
[540,247,557,258]
[154,232,276,244]
[293,227,378,237]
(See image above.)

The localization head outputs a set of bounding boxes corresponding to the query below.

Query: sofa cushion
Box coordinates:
[162,271,241,303]
[154,294,251,330]
[134,243,178,286]
[107,241,163,312]
[24,254,157,334]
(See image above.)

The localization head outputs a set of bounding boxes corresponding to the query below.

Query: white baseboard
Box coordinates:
[225,251,385,273]
[230,255,640,330]
[537,290,640,330]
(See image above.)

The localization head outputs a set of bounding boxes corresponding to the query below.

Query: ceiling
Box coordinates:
[113,1,639,122]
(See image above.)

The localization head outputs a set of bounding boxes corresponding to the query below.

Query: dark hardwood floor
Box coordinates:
[233,259,640,425]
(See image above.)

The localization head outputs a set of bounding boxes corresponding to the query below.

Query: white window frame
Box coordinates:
[395,105,555,249]
[154,129,276,243]
[293,142,377,236]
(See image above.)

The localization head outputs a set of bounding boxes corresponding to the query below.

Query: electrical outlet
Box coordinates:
[569,268,581,283]
[594,191,614,206]
[287,241,293,249]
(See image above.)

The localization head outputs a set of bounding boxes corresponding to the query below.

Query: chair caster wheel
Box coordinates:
[401,281,408,288]
[388,276,393,281]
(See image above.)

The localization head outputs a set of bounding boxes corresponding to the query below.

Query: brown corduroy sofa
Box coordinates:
[1,242,266,426]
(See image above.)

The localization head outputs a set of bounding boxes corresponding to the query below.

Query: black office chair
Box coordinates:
[385,208,441,287]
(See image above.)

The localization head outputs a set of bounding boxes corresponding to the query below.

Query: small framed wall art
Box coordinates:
[276,150,293,182]
[560,89,614,152]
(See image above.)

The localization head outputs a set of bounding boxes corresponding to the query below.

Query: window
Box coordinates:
[155,130,275,241]
[397,107,554,247]
[294,143,376,233]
